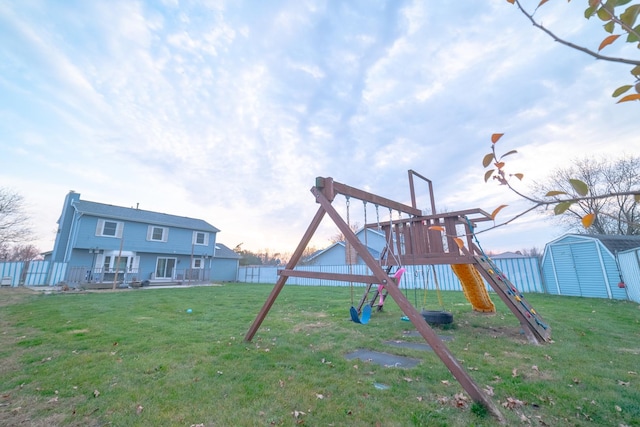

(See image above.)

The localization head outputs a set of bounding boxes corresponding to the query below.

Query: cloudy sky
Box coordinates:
[1,0,638,256]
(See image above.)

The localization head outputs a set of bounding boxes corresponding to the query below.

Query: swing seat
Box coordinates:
[421,309,454,325]
[350,304,372,324]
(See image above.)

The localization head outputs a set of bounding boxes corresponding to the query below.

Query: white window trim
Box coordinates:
[192,258,204,269]
[192,231,209,246]
[147,225,168,242]
[96,219,124,238]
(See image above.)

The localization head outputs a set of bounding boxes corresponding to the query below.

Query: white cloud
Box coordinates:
[0,0,638,257]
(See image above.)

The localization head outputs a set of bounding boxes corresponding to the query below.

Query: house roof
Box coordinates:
[550,233,640,254]
[214,243,241,259]
[491,251,525,259]
[72,200,220,232]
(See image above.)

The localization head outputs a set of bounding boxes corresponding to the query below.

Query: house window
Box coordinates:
[193,231,209,246]
[96,219,123,238]
[192,258,203,269]
[147,226,168,242]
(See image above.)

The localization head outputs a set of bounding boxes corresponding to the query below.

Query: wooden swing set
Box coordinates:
[245,170,551,421]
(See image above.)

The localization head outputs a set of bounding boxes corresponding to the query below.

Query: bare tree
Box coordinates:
[1,244,42,261]
[532,156,640,235]
[0,188,32,246]
[329,222,360,244]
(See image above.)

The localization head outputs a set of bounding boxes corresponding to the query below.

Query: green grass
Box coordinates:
[1,285,639,426]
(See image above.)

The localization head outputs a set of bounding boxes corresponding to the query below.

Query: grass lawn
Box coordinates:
[1,284,639,426]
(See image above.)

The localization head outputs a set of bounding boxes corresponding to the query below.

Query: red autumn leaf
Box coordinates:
[598,34,620,51]
[491,133,504,144]
[617,93,640,103]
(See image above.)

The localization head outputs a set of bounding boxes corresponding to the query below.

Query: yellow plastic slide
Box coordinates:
[451,264,496,313]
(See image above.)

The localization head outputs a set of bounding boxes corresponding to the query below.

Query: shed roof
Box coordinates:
[590,234,640,254]
[72,200,220,232]
[551,233,640,254]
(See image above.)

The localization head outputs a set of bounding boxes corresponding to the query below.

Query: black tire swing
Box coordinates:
[421,265,453,325]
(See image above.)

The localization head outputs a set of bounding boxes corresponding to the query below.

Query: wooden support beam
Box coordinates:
[278,269,381,285]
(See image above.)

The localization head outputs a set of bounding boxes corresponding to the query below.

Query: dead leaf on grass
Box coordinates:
[93,389,100,398]
[483,385,494,396]
[441,380,450,386]
[292,410,306,418]
[453,393,469,408]
[512,368,518,377]
[617,380,630,386]
[136,404,143,415]
[502,397,524,409]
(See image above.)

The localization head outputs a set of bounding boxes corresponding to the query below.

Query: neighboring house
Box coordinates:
[491,251,526,259]
[48,191,234,285]
[541,233,640,300]
[304,228,385,265]
[211,243,242,281]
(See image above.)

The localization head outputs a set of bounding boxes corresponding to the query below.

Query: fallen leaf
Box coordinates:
[617,380,630,386]
[136,404,143,415]
[484,385,494,396]
[615,405,622,412]
[315,393,324,399]
[416,396,423,401]
[512,368,518,377]
[502,396,524,409]
[279,380,285,388]
[532,365,539,372]
[453,393,469,408]
[403,377,413,382]
[436,396,449,405]
[93,390,100,398]
[441,380,450,386]
[292,410,306,418]
[48,396,58,403]
[573,378,581,384]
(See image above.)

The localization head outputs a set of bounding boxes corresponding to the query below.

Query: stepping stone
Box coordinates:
[344,349,420,368]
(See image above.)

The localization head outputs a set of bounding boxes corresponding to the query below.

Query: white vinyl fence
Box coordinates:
[0,261,67,287]
[237,257,546,293]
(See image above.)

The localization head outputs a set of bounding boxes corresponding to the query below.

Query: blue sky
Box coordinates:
[1,0,638,256]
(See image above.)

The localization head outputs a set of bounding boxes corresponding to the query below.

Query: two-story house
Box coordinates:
[49,191,237,286]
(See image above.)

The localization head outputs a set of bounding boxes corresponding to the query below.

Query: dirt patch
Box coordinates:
[292,321,331,333]
[0,287,38,308]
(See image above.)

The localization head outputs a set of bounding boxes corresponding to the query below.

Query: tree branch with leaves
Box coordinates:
[508,0,640,103]
[482,133,640,233]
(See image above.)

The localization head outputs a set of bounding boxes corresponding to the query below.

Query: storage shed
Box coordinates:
[541,234,640,300]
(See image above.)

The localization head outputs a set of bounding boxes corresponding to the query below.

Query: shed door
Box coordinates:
[550,245,581,296]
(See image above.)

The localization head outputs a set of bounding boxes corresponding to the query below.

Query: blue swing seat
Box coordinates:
[350,304,372,324]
